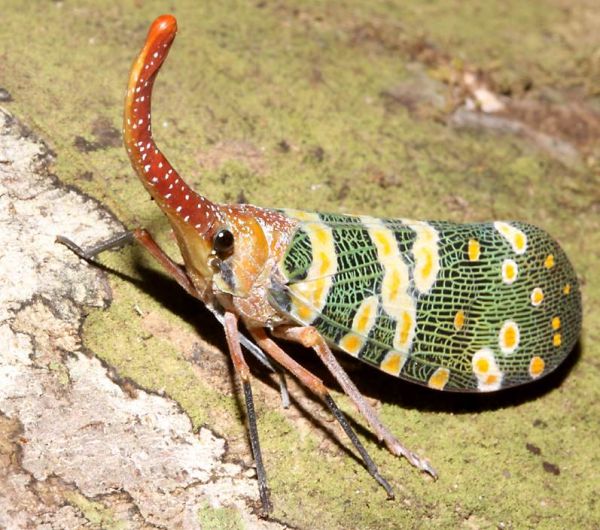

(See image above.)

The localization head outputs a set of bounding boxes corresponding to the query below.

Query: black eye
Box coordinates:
[213,228,234,257]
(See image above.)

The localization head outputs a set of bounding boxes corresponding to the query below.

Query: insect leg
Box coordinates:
[57,229,198,296]
[223,312,272,516]
[249,328,394,498]
[209,308,290,408]
[274,326,438,479]
[57,231,135,258]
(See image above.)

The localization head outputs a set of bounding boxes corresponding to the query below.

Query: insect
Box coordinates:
[58,15,581,515]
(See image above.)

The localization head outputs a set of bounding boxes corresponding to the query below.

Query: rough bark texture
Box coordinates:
[1,1,599,529]
[0,109,281,529]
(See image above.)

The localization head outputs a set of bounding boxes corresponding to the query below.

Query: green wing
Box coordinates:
[270,209,581,392]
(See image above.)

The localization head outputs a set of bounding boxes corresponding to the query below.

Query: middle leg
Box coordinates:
[249,327,394,498]
[273,325,437,478]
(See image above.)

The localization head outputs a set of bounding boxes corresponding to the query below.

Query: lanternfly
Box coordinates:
[58,15,582,515]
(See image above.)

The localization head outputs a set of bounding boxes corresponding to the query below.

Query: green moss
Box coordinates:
[65,492,127,530]
[197,503,244,530]
[48,360,71,387]
[2,0,598,528]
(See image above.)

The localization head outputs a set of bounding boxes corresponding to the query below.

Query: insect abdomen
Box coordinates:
[274,211,581,392]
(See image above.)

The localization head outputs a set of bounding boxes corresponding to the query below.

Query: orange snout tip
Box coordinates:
[151,14,177,36]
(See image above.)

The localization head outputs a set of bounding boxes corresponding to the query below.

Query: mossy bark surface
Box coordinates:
[1,1,598,528]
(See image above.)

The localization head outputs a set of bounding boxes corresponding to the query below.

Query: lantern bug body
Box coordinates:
[62,14,581,513]
[125,15,580,396]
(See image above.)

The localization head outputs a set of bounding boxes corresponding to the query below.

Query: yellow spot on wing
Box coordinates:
[552,316,561,330]
[382,262,407,309]
[363,219,398,261]
[514,232,526,252]
[553,333,562,347]
[499,320,520,354]
[421,249,433,277]
[504,326,517,349]
[392,301,417,352]
[374,230,393,257]
[468,239,480,261]
[338,296,379,357]
[563,283,571,295]
[496,222,510,236]
[288,219,337,324]
[404,221,440,293]
[531,287,544,306]
[295,302,315,322]
[428,368,450,390]
[485,373,499,385]
[380,351,405,376]
[544,254,555,269]
[529,356,545,378]
[475,357,490,373]
[502,259,518,284]
[472,348,503,391]
[357,313,370,333]
[386,267,401,302]
[339,334,362,356]
[311,278,326,304]
[362,217,417,354]
[314,227,329,245]
[318,251,331,275]
[397,311,413,347]
[355,296,378,334]
[494,221,527,255]
[454,310,465,331]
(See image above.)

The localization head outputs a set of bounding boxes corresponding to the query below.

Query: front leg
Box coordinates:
[223,312,272,516]
[273,325,437,478]
[57,228,198,297]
